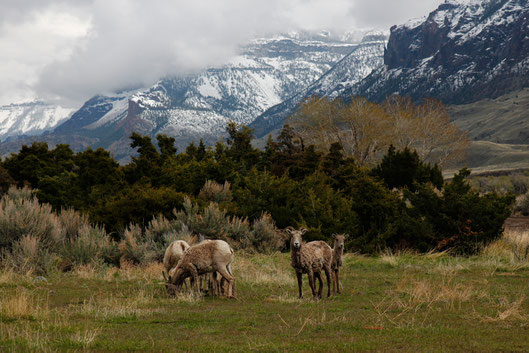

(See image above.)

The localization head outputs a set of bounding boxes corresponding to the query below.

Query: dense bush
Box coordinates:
[0,121,516,256]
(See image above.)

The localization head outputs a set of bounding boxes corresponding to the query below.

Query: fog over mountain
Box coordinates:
[0,0,443,108]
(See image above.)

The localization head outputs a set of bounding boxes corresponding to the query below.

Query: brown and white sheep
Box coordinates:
[167,239,236,298]
[194,234,222,296]
[286,227,332,299]
[331,233,347,294]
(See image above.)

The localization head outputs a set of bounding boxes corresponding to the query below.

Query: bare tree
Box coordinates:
[287,95,468,168]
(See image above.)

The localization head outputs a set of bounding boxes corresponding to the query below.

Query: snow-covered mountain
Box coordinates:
[49,32,366,158]
[251,33,387,136]
[0,102,73,141]
[345,0,529,104]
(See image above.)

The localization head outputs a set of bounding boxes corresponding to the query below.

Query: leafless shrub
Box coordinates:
[0,193,64,251]
[249,213,284,252]
[6,185,35,201]
[61,224,119,266]
[119,224,157,265]
[57,207,90,240]
[2,235,57,275]
[474,295,528,323]
[198,180,232,203]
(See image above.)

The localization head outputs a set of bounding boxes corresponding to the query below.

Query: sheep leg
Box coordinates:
[217,267,236,299]
[226,265,235,296]
[324,264,332,298]
[336,268,341,294]
[315,272,323,299]
[189,266,200,295]
[332,270,337,294]
[307,270,317,299]
[296,272,303,299]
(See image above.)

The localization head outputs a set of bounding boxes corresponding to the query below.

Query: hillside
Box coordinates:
[251,33,387,137]
[45,33,374,160]
[347,0,529,104]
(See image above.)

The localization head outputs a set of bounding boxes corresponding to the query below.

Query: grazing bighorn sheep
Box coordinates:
[286,227,332,299]
[194,234,222,296]
[163,240,190,294]
[163,240,190,275]
[331,234,347,294]
[167,239,236,298]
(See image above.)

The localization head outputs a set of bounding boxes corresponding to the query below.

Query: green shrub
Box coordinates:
[250,213,284,253]
[119,224,156,265]
[61,225,119,266]
[2,235,57,275]
[198,180,232,203]
[0,189,64,251]
[57,208,90,240]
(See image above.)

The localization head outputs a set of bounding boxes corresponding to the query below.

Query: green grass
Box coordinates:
[1,252,529,352]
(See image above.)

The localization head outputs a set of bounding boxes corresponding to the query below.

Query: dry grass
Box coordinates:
[379,249,418,267]
[73,261,164,282]
[428,262,468,276]
[373,275,484,328]
[77,289,163,319]
[503,228,529,261]
[0,288,49,320]
[70,328,101,348]
[235,254,295,287]
[0,322,53,352]
[474,295,528,323]
[264,293,304,303]
[394,276,478,309]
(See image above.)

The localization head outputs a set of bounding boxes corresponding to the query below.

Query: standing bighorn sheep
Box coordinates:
[331,234,347,294]
[286,227,332,299]
[166,239,236,298]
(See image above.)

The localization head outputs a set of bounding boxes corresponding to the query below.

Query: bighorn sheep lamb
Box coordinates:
[286,227,332,299]
[163,240,190,294]
[331,233,347,294]
[167,239,236,298]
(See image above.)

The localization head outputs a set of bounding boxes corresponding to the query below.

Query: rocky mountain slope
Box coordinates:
[346,0,529,104]
[251,33,387,136]
[47,32,368,159]
[0,102,72,141]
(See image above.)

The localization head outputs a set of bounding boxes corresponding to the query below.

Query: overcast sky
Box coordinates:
[0,0,444,107]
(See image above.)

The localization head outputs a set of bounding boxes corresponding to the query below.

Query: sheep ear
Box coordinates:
[300,228,308,235]
[332,233,337,239]
[344,234,349,239]
[285,226,294,235]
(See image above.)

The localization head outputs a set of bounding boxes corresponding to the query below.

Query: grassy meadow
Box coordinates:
[2,234,529,352]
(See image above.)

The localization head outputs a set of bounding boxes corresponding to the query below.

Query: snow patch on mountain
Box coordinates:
[349,0,529,105]
[0,102,73,141]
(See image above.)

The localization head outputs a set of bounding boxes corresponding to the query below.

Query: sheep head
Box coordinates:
[165,266,185,296]
[332,233,347,250]
[285,227,307,250]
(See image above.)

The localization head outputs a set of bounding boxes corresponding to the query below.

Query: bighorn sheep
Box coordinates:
[162,240,190,293]
[167,239,236,298]
[195,234,222,296]
[331,233,347,294]
[286,227,332,299]
[163,240,190,275]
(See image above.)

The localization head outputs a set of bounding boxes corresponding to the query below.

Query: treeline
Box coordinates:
[0,112,514,256]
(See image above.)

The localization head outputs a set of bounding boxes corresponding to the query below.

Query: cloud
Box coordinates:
[350,0,442,29]
[0,0,444,107]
